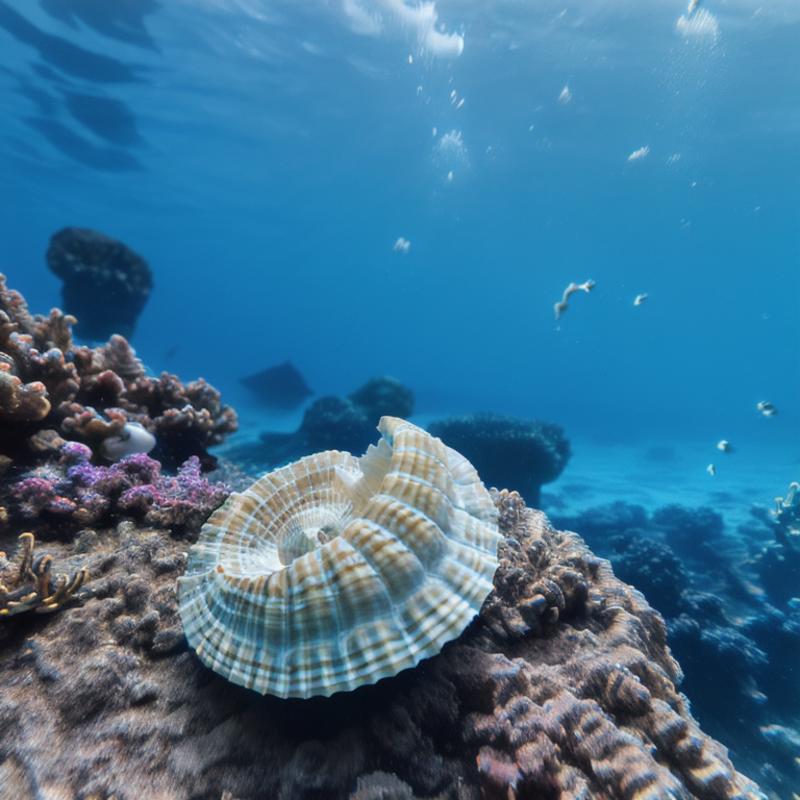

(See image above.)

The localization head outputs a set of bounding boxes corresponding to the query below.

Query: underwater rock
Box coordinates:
[0,274,238,472]
[46,226,153,340]
[99,421,156,460]
[427,413,570,506]
[0,491,763,799]
[239,360,313,410]
[179,417,501,698]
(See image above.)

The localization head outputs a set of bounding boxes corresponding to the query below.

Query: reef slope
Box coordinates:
[0,493,762,800]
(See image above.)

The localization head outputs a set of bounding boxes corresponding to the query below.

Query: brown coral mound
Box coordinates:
[0,493,763,800]
[0,273,237,471]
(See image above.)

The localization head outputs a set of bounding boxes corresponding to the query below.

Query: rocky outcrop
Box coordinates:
[0,491,762,799]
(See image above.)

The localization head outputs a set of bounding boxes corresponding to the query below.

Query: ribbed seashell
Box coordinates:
[178,416,501,699]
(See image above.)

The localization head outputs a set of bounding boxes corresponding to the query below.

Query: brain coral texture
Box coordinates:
[0,489,763,799]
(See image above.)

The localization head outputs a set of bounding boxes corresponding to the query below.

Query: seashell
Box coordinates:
[178,416,501,699]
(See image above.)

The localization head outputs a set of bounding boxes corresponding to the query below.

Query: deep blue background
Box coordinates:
[1,0,798,446]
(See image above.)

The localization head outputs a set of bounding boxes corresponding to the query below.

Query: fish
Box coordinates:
[554,279,595,320]
[688,0,700,15]
[393,237,411,254]
[706,463,716,476]
[757,400,777,417]
[633,293,648,306]
[716,439,733,453]
[627,145,650,162]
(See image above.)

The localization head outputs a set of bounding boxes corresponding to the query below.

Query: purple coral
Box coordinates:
[118,456,228,529]
[7,443,229,533]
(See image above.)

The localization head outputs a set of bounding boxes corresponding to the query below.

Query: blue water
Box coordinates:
[1,1,799,794]
[3,0,798,447]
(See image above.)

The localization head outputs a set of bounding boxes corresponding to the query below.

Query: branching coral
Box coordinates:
[0,532,89,617]
[0,273,237,472]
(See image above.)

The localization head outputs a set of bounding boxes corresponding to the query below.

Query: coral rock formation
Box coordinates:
[46,226,153,340]
[428,413,570,506]
[0,490,762,799]
[0,273,237,473]
[553,499,799,799]
[240,360,313,409]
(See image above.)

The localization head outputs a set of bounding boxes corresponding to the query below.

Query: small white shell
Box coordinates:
[178,416,501,699]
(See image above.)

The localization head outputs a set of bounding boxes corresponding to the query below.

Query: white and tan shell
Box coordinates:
[177,416,501,699]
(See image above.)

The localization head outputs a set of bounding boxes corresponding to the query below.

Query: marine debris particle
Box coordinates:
[0,532,89,618]
[558,84,572,105]
[706,463,716,476]
[628,145,650,162]
[239,361,312,410]
[634,293,648,306]
[717,439,733,453]
[757,401,777,417]
[178,416,502,699]
[554,279,595,320]
[392,237,411,254]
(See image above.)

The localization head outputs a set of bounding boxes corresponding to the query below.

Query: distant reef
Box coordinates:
[225,375,414,470]
[428,413,570,506]
[0,490,763,799]
[46,226,153,340]
[552,493,800,798]
[240,360,313,410]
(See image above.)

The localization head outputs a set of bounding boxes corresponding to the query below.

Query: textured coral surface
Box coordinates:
[0,493,762,800]
[46,227,153,340]
[428,414,571,506]
[0,273,237,472]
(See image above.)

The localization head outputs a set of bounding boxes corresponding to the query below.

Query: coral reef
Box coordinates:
[0,532,89,617]
[347,376,414,421]
[552,499,800,798]
[240,360,313,409]
[0,492,762,798]
[0,273,237,472]
[46,226,153,340]
[179,417,501,698]
[752,481,800,607]
[225,376,414,471]
[4,442,228,536]
[428,413,570,506]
